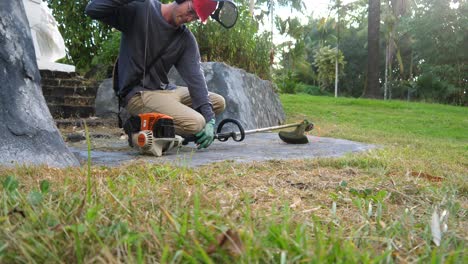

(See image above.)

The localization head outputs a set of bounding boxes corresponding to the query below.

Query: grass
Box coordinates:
[281,95,467,175]
[1,95,467,263]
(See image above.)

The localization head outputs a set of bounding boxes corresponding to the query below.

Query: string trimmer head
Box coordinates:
[278,120,314,144]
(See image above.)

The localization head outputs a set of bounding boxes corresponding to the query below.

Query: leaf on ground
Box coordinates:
[290,197,302,208]
[411,171,443,182]
[27,190,43,206]
[7,207,26,224]
[8,208,26,218]
[286,180,310,190]
[50,224,64,232]
[440,210,449,233]
[431,210,441,247]
[40,180,50,193]
[3,175,19,192]
[207,229,244,257]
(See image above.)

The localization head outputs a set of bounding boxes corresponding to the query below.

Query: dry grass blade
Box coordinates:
[159,206,179,231]
[75,196,86,218]
[410,171,444,182]
[207,229,244,257]
[103,185,131,214]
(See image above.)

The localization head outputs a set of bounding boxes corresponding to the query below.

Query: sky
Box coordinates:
[275,0,357,22]
[261,0,357,45]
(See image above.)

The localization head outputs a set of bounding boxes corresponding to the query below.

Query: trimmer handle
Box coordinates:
[215,118,245,142]
[181,118,245,144]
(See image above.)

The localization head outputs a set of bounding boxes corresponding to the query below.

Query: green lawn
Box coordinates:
[1,95,466,263]
[281,95,467,175]
[282,95,467,142]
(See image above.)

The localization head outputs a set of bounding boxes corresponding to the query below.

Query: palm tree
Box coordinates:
[383,0,409,99]
[334,0,342,97]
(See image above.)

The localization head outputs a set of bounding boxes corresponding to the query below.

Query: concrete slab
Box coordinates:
[69,132,377,167]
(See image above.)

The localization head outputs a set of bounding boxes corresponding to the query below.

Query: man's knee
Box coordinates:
[211,94,226,115]
[177,114,205,135]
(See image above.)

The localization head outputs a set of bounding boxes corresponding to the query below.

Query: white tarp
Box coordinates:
[22,0,74,72]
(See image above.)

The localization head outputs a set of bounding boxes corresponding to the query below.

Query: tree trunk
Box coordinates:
[384,41,389,100]
[0,0,78,167]
[365,0,381,98]
[335,56,339,98]
[335,0,341,98]
[408,48,413,101]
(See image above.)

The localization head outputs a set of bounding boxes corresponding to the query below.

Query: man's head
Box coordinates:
[167,0,238,28]
[172,0,217,26]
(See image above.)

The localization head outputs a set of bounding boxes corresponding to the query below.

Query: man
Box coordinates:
[85,0,226,149]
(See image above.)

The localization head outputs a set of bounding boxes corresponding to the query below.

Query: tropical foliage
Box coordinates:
[46,0,273,79]
[313,46,345,91]
[271,0,467,105]
[46,0,112,72]
[46,0,466,105]
[190,0,272,79]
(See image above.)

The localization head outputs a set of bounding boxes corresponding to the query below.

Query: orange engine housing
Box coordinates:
[138,113,173,131]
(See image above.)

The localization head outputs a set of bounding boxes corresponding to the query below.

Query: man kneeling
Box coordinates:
[86,0,227,149]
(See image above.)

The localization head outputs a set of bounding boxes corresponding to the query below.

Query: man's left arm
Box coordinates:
[174,33,215,123]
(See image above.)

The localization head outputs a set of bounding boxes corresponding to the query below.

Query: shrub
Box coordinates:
[276,71,297,94]
[296,83,332,96]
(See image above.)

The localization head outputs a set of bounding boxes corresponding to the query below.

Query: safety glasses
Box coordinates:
[187,1,199,19]
[210,0,238,29]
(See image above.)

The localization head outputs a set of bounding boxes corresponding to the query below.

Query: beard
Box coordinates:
[171,5,185,27]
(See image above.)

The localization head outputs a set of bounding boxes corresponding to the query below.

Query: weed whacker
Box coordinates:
[124,114,314,157]
[183,118,314,145]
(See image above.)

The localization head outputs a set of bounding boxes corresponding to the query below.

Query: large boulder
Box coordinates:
[95,78,118,118]
[169,62,285,130]
[0,0,79,167]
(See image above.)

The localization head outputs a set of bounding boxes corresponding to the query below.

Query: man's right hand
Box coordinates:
[195,119,215,149]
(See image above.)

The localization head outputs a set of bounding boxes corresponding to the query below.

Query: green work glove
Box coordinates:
[195,119,216,149]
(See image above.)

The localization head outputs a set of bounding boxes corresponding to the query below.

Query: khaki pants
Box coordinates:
[126,87,225,136]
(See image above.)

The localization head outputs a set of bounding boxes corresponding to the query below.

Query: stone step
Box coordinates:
[48,104,95,119]
[46,96,95,106]
[55,117,118,128]
[40,70,79,79]
[41,78,94,88]
[42,85,97,97]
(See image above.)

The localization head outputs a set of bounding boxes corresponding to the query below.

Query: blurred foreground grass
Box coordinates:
[1,95,466,263]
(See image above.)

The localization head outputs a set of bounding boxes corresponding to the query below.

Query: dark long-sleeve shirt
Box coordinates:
[86,0,214,121]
